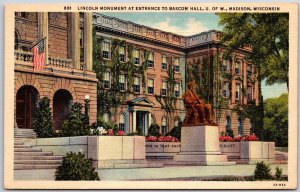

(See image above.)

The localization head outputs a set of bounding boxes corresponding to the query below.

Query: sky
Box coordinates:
[103,12,288,99]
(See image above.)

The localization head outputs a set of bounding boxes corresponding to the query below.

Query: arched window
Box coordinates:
[174,116,181,127]
[238,117,243,136]
[119,113,125,131]
[162,116,168,135]
[226,116,231,132]
[103,113,109,123]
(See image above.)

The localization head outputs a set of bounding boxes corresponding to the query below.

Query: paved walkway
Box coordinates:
[14,164,287,181]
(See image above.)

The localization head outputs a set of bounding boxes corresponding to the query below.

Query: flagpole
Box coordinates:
[30,37,46,50]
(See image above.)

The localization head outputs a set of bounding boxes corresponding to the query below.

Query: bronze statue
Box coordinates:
[183,80,215,126]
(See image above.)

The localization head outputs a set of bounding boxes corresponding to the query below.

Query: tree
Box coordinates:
[32,97,54,138]
[263,93,288,147]
[216,13,289,90]
[61,103,90,137]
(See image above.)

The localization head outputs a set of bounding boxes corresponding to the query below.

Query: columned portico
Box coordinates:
[127,97,154,135]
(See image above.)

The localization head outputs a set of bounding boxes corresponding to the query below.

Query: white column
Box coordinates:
[148,112,152,127]
[132,110,136,133]
[71,13,80,69]
[84,13,93,71]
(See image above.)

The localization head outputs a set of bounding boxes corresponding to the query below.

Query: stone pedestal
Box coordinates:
[174,125,235,165]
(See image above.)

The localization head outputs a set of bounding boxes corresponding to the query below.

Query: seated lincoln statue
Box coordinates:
[183,80,215,125]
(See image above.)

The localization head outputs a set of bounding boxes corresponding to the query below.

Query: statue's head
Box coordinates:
[187,80,196,90]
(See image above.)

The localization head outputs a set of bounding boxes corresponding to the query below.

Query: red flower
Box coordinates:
[107,129,114,136]
[117,130,124,136]
[145,136,179,142]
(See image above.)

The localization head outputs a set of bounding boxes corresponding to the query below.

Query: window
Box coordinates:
[223,60,230,73]
[238,118,243,135]
[247,86,253,101]
[247,64,252,77]
[235,84,241,100]
[147,79,154,94]
[161,81,167,96]
[134,49,140,65]
[174,58,180,72]
[226,116,231,132]
[119,46,125,62]
[162,117,168,135]
[174,117,181,127]
[80,28,84,62]
[235,60,241,75]
[133,77,140,93]
[119,74,125,91]
[119,113,125,131]
[103,113,110,123]
[102,42,110,59]
[147,52,154,68]
[103,72,110,89]
[222,82,229,98]
[174,83,180,97]
[162,55,167,70]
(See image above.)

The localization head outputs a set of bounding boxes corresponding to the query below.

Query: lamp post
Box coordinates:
[84,95,90,125]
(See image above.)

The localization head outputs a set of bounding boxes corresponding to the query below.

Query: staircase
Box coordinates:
[14,128,37,138]
[14,140,63,170]
[14,129,63,170]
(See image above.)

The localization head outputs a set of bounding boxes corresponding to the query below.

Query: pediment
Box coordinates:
[127,97,154,107]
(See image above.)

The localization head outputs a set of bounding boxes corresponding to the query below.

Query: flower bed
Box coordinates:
[145,136,179,142]
[219,134,258,142]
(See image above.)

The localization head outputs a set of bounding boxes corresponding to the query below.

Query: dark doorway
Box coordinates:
[53,89,72,130]
[16,85,39,129]
[136,111,149,135]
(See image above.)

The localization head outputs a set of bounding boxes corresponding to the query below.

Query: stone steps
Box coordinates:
[15,155,63,161]
[15,159,62,165]
[14,164,60,170]
[14,148,42,152]
[14,129,37,139]
[14,151,53,156]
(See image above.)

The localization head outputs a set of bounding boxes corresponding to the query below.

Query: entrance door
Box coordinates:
[53,89,72,130]
[136,111,149,135]
[16,86,38,129]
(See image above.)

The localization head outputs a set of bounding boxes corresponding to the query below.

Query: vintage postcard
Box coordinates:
[4,3,298,189]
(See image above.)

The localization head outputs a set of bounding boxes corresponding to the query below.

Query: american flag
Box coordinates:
[33,38,45,71]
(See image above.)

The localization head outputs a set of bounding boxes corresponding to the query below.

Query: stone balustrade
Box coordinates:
[15,50,33,63]
[48,57,72,69]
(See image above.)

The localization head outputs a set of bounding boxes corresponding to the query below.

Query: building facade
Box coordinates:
[14,12,97,130]
[93,13,259,136]
[14,12,259,137]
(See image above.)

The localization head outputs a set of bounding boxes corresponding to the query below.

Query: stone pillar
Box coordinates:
[71,13,80,69]
[148,112,152,127]
[84,13,93,71]
[132,110,136,133]
[38,12,48,64]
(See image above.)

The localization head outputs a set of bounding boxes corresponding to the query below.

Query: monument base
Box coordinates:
[174,125,235,165]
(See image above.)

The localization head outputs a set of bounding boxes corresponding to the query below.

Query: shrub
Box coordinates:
[165,125,181,140]
[61,103,90,137]
[32,97,55,138]
[275,166,283,180]
[226,129,234,138]
[254,161,272,180]
[148,123,161,137]
[55,152,99,180]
